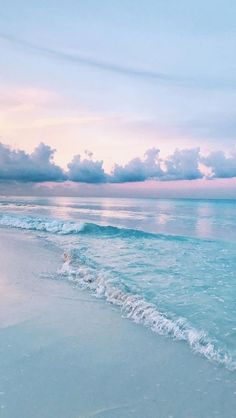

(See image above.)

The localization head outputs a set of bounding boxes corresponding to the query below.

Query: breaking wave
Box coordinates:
[0,213,202,242]
[57,251,236,371]
[1,212,236,370]
[0,213,85,234]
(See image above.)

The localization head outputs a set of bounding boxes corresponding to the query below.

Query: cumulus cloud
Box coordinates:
[202,150,236,178]
[0,142,65,182]
[111,148,203,182]
[1,142,236,184]
[111,148,163,182]
[67,151,107,183]
[163,148,203,180]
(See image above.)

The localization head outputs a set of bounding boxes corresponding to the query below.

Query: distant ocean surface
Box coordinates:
[1,196,236,370]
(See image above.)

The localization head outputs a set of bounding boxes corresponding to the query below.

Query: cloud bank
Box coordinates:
[0,142,236,183]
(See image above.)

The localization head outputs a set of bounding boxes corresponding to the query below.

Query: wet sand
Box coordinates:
[0,228,236,418]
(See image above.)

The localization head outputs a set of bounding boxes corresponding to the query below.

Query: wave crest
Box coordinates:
[0,213,197,242]
[0,214,85,234]
[58,252,236,371]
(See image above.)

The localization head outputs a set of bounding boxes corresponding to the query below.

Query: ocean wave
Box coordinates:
[0,213,199,242]
[0,214,85,234]
[58,252,236,371]
[1,211,235,369]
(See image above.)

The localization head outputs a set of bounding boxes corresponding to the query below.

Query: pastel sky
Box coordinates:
[0,0,236,197]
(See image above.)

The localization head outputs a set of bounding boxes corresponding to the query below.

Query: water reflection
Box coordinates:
[0,196,235,241]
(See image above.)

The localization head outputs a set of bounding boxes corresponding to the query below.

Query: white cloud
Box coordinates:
[1,142,236,183]
[202,150,236,178]
[0,142,65,182]
[163,148,203,180]
[111,148,163,182]
[67,152,107,183]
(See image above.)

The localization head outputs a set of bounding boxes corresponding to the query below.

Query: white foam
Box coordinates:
[0,214,84,235]
[59,255,236,371]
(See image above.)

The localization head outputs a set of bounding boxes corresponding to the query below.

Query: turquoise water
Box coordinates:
[0,196,236,370]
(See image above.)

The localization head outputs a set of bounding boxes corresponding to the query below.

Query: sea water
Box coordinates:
[0,196,236,371]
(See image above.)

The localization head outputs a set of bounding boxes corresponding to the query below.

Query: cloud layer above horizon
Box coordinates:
[0,142,236,184]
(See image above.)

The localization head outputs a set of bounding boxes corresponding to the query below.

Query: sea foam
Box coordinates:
[0,213,199,242]
[2,212,235,370]
[58,252,236,371]
[0,214,85,235]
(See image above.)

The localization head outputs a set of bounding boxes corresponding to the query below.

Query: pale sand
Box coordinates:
[0,228,236,418]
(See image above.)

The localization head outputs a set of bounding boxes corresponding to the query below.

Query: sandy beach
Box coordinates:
[0,227,236,418]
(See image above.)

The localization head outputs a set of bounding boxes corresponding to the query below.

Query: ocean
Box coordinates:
[1,196,236,372]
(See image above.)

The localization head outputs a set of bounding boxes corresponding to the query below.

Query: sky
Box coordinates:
[0,0,236,197]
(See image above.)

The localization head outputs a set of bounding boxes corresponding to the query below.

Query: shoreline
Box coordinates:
[1,228,236,417]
